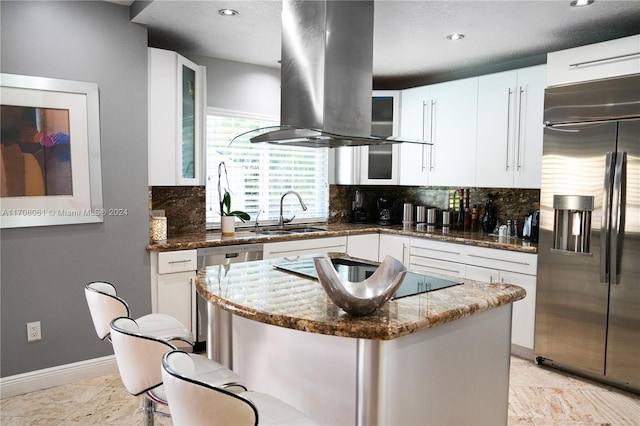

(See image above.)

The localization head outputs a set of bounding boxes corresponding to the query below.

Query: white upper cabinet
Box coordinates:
[475,65,546,188]
[547,35,640,87]
[399,78,478,187]
[148,48,206,186]
[429,78,478,187]
[398,85,431,185]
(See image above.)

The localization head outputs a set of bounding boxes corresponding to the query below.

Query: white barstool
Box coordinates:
[110,317,244,426]
[162,350,317,426]
[84,281,193,346]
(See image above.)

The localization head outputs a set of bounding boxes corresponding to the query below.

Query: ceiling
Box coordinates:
[127,0,640,88]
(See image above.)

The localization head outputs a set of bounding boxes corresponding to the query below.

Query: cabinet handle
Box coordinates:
[413,247,461,256]
[505,88,513,171]
[569,52,640,68]
[169,259,193,264]
[421,102,428,171]
[516,86,526,171]
[429,99,436,171]
[269,244,345,256]
[467,253,530,266]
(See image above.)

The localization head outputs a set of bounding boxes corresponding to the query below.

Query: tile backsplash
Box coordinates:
[149,184,539,238]
[329,184,539,231]
[150,186,206,237]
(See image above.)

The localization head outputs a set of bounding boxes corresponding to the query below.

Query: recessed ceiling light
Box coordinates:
[218,8,239,16]
[570,0,594,6]
[446,34,465,41]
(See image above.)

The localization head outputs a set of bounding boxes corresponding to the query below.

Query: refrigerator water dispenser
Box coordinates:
[553,195,594,253]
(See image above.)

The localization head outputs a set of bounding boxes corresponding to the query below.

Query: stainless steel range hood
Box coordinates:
[242,0,426,148]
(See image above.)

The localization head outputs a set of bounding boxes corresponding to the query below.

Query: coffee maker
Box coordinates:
[350,189,367,224]
[377,196,394,226]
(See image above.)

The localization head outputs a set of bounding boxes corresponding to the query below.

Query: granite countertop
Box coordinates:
[196,254,526,340]
[148,223,537,254]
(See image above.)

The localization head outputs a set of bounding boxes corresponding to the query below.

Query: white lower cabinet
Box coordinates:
[465,246,537,355]
[409,238,537,356]
[378,234,410,266]
[151,249,197,334]
[263,236,347,260]
[346,234,379,262]
[409,238,467,278]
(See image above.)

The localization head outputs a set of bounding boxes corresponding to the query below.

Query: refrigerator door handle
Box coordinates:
[601,152,614,284]
[610,151,626,285]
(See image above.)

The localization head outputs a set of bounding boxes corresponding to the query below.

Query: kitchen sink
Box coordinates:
[255,230,291,235]
[253,227,326,235]
[288,227,326,233]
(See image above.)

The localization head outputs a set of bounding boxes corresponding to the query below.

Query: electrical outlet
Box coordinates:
[26,321,41,342]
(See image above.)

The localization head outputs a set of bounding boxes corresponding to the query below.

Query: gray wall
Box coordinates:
[1,1,150,376]
[189,54,280,116]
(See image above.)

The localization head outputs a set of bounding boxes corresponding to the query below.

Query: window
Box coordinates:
[205,108,329,228]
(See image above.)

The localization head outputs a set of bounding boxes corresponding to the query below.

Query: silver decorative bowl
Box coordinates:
[313,255,408,316]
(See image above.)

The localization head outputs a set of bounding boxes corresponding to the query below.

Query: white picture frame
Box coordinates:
[0,73,103,228]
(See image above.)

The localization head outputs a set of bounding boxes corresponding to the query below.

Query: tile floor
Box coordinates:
[1,356,638,425]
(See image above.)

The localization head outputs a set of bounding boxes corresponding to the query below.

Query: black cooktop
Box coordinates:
[274,258,461,299]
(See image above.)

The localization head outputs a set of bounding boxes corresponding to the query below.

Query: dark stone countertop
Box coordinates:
[147,223,537,254]
[196,254,526,340]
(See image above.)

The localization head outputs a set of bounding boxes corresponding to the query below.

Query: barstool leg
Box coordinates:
[142,395,155,426]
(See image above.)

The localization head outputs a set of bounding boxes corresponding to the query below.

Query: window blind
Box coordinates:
[205,109,329,228]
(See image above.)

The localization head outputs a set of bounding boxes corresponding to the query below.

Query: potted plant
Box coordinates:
[218,162,250,235]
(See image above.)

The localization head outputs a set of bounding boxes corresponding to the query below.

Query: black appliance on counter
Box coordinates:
[351,189,368,224]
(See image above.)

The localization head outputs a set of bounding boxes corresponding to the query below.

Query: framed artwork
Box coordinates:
[0,74,103,228]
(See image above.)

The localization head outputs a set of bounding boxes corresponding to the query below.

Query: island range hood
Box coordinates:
[243,0,426,148]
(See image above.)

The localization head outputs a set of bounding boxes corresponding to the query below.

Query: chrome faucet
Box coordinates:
[279,191,308,228]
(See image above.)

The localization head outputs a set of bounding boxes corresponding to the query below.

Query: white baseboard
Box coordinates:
[0,355,118,399]
[511,343,535,361]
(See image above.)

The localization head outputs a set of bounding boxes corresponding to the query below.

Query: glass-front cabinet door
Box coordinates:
[148,47,205,186]
[360,91,400,185]
[176,55,204,185]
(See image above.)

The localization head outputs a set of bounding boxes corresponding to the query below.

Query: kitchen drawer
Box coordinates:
[465,246,537,276]
[547,35,640,86]
[263,237,347,260]
[347,234,379,262]
[410,238,467,263]
[409,256,466,278]
[157,249,197,274]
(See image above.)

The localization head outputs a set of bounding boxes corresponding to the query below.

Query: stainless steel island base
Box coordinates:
[227,305,513,425]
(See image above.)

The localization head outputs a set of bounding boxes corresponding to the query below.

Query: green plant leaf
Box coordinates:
[230,211,250,222]
[222,191,231,215]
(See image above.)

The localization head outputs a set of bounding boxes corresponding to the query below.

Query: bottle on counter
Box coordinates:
[456,188,465,230]
[481,193,497,234]
[471,204,478,232]
[463,200,471,231]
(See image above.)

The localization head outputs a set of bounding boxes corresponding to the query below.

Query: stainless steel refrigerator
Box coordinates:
[535,74,639,392]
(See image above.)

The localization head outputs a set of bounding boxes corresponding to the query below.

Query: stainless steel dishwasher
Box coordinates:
[196,244,263,358]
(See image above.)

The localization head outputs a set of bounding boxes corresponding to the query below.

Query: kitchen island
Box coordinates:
[197,254,526,425]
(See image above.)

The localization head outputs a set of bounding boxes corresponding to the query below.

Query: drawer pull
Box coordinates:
[467,253,530,266]
[413,247,461,256]
[269,244,345,256]
[168,259,193,264]
[569,52,640,68]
